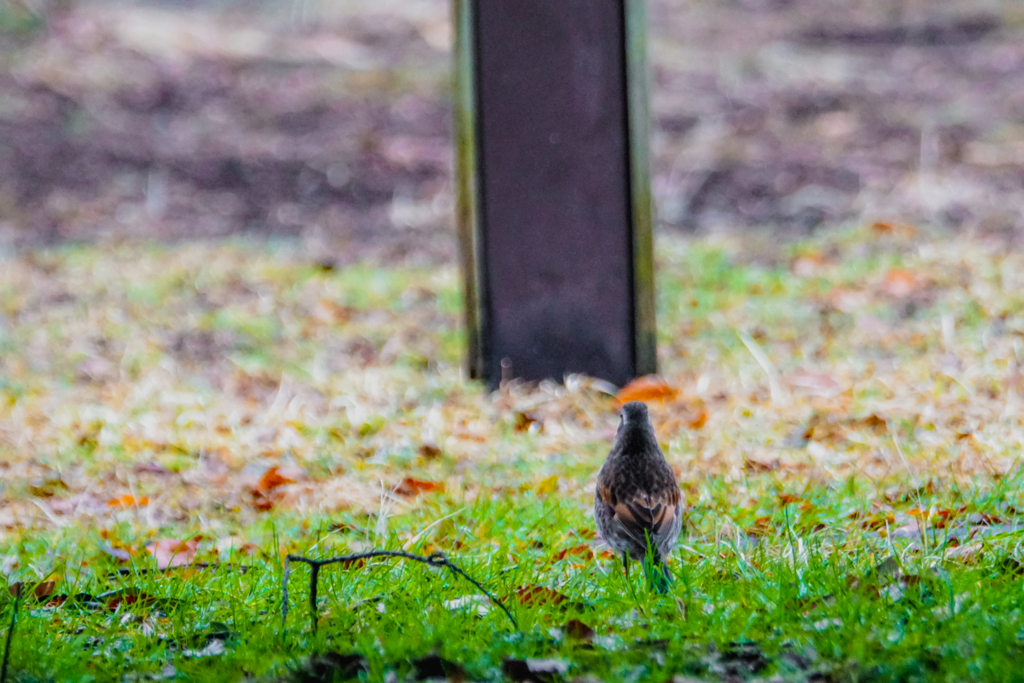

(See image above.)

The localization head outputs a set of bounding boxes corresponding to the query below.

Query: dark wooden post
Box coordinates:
[454,0,655,389]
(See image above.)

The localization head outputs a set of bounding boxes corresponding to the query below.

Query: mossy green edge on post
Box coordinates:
[624,0,658,377]
[452,0,485,381]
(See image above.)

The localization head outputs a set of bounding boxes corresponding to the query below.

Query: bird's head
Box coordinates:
[615,401,659,454]
[620,401,650,428]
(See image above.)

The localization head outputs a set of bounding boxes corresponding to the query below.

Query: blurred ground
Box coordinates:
[0,0,1023,260]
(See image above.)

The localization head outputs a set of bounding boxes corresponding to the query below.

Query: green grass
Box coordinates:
[6,476,1024,682]
[4,226,1024,681]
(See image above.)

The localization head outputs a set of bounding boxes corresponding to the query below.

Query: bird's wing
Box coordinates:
[597,483,680,554]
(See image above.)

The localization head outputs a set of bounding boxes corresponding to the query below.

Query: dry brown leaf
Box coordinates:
[394,477,444,497]
[259,466,296,492]
[551,545,594,562]
[616,375,678,404]
[418,442,441,459]
[514,585,569,607]
[7,580,56,600]
[513,411,542,433]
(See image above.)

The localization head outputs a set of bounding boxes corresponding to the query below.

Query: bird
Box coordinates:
[595,401,682,593]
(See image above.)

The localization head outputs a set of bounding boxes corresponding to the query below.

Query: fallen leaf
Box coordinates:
[251,490,275,512]
[859,414,888,432]
[418,442,441,458]
[394,477,444,497]
[552,545,594,562]
[7,580,56,601]
[514,411,542,433]
[515,585,569,607]
[28,475,69,498]
[146,537,201,570]
[744,458,779,473]
[258,466,296,492]
[616,375,678,404]
[107,495,149,508]
[34,580,56,600]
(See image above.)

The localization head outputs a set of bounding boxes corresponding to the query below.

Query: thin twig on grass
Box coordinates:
[1,586,22,683]
[283,550,518,633]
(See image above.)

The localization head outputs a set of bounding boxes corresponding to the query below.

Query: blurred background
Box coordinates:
[0,0,1022,261]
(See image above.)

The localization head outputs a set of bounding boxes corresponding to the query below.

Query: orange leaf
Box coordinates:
[616,375,678,404]
[515,585,568,606]
[552,545,595,562]
[860,414,887,432]
[394,477,445,497]
[146,537,202,570]
[259,466,295,492]
[687,410,708,430]
[107,495,149,508]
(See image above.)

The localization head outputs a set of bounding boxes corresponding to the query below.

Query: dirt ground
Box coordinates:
[0,0,1022,261]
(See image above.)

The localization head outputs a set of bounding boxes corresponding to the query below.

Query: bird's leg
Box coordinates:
[621,553,643,608]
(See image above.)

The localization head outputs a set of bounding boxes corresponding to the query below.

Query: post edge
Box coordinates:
[453,0,485,380]
[624,0,658,377]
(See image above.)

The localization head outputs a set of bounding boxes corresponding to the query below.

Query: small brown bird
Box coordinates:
[595,401,682,592]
